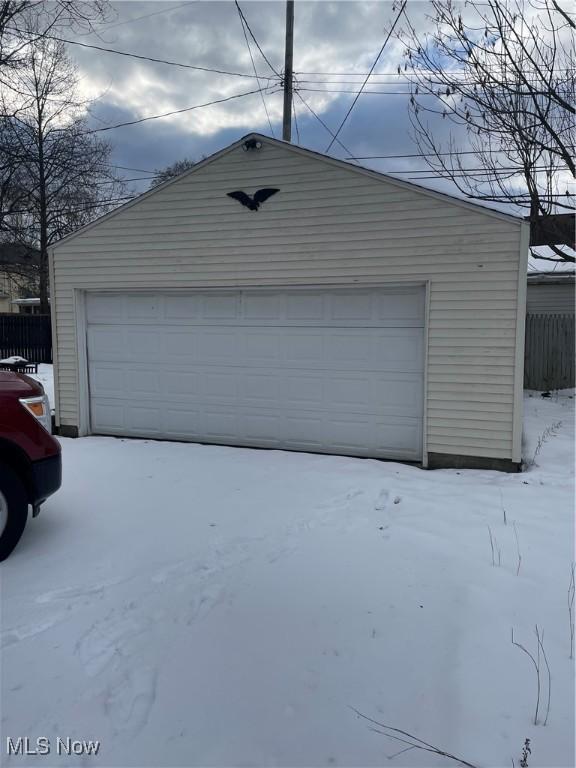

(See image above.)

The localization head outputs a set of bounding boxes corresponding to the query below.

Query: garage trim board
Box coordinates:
[79,285,427,461]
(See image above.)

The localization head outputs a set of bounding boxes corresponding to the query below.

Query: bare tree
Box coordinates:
[398,0,575,263]
[0,38,127,312]
[0,1,109,85]
[150,158,198,189]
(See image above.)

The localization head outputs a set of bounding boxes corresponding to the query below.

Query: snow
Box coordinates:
[0,356,29,364]
[1,391,574,767]
[27,364,55,414]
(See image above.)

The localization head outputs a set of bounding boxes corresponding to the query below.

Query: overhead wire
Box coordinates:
[300,88,414,95]
[325,0,407,152]
[294,92,358,162]
[293,98,301,144]
[233,1,279,77]
[92,2,192,33]
[86,86,280,134]
[296,67,572,76]
[7,26,276,80]
[235,0,275,137]
[1,195,138,217]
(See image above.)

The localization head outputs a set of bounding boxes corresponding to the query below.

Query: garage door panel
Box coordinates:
[87,288,425,460]
[128,369,161,396]
[375,333,424,368]
[89,364,126,397]
[200,408,239,438]
[90,325,423,372]
[91,401,126,431]
[197,330,237,360]
[164,294,202,320]
[283,375,323,406]
[91,399,423,459]
[243,332,282,361]
[126,294,160,320]
[329,292,373,321]
[164,408,200,435]
[283,333,324,362]
[163,371,200,396]
[164,331,196,357]
[243,292,284,320]
[128,405,161,432]
[88,327,125,360]
[286,293,325,321]
[126,328,161,358]
[90,365,422,417]
[202,293,240,319]
[86,293,124,322]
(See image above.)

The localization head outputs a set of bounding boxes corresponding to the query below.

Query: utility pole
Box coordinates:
[282,0,294,142]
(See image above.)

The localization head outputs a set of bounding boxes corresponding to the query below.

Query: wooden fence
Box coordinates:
[0,314,52,363]
[524,313,575,390]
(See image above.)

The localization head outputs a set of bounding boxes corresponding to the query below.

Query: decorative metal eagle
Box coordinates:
[227,188,279,211]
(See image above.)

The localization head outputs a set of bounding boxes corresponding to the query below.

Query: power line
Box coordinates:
[325,0,406,152]
[87,86,279,134]
[296,67,572,76]
[380,164,553,175]
[233,2,279,77]
[294,92,357,162]
[235,0,275,137]
[299,88,414,95]
[2,195,137,217]
[8,27,276,81]
[91,176,158,185]
[293,98,301,144]
[103,163,157,174]
[92,1,192,33]
[296,75,559,84]
[347,150,499,160]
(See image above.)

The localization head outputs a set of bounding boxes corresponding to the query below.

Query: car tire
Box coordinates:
[0,463,28,562]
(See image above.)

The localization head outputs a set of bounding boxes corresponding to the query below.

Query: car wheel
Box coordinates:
[0,463,28,562]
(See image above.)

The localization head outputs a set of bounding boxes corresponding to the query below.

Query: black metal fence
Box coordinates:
[0,314,52,363]
[524,313,575,390]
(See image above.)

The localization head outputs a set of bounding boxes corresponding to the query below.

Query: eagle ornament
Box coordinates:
[227,188,279,211]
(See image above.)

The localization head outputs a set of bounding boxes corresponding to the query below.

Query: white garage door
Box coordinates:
[86,288,425,460]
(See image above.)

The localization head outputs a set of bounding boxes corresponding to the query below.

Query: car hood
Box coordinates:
[0,371,44,396]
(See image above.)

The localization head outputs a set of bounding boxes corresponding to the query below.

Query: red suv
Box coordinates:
[0,371,62,560]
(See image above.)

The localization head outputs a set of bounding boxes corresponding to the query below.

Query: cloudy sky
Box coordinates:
[58,1,572,269]
[68,1,454,190]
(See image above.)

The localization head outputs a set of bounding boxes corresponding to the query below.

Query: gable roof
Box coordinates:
[52,132,522,251]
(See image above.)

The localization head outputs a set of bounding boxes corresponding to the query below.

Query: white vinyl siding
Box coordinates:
[51,139,524,462]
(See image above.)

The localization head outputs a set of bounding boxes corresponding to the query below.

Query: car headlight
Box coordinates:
[19,395,52,433]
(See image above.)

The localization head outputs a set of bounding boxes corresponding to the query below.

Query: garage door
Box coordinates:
[86,288,425,460]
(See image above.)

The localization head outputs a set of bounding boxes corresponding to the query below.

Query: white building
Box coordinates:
[49,134,528,471]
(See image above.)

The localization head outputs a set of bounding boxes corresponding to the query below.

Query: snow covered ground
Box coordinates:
[1,388,574,768]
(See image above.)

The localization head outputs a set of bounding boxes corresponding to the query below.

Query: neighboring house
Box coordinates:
[0,243,40,314]
[527,271,575,314]
[0,272,18,313]
[10,297,46,315]
[49,133,529,471]
[525,271,575,390]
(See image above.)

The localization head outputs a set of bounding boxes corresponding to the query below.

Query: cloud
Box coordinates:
[72,1,425,154]
[64,0,471,206]
[60,0,573,260]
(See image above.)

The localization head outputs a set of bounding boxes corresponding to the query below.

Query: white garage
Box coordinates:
[50,133,529,471]
[86,287,425,460]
